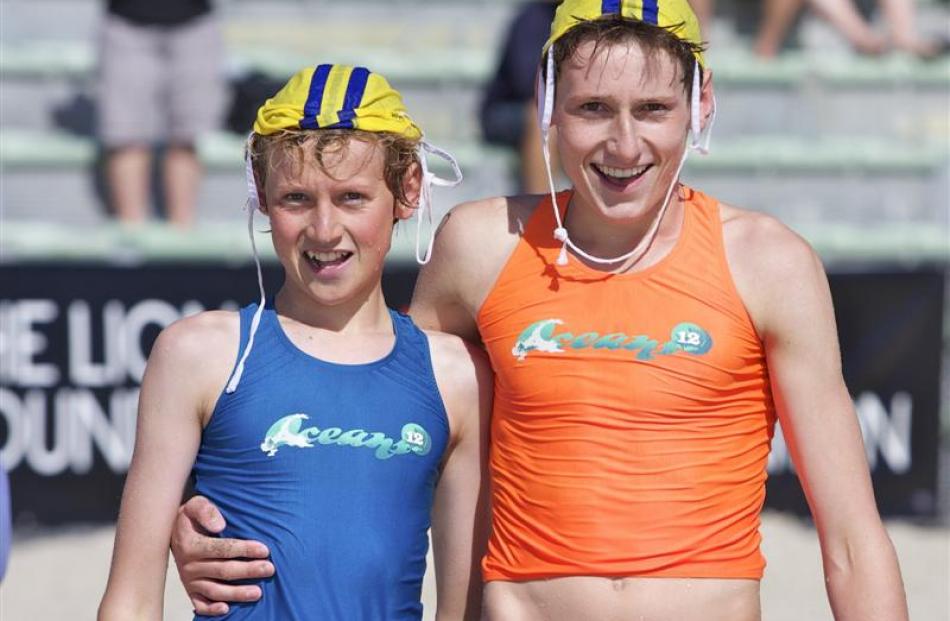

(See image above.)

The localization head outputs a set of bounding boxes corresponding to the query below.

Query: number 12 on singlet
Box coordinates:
[670,322,713,355]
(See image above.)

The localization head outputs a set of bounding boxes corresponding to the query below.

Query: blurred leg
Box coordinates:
[689,0,715,40]
[879,0,939,56]
[97,15,161,224]
[107,146,151,225]
[805,0,887,53]
[163,144,201,229]
[165,14,226,227]
[753,0,807,58]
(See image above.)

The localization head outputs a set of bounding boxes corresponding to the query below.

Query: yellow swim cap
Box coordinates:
[253,64,423,139]
[543,0,705,66]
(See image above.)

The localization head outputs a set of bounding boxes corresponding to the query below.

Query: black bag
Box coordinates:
[225,71,289,135]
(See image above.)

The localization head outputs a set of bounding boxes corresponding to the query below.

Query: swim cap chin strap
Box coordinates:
[224,134,268,394]
[415,141,463,265]
[539,48,717,267]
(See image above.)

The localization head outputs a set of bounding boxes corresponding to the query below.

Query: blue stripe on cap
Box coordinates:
[601,0,621,14]
[334,67,370,129]
[300,64,332,130]
[642,0,659,24]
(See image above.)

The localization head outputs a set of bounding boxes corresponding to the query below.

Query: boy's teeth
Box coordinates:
[305,251,349,262]
[597,164,648,179]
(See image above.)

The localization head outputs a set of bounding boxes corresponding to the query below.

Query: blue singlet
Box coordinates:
[192,303,449,620]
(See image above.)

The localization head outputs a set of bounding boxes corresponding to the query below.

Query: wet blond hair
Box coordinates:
[248,128,421,208]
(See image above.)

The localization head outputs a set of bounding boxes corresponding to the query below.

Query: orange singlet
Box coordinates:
[477,188,776,581]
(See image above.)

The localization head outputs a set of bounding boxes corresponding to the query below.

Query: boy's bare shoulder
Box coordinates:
[146,310,242,417]
[154,310,240,361]
[443,194,541,240]
[435,194,543,266]
[149,311,240,384]
[422,194,543,319]
[718,203,826,337]
[719,203,820,279]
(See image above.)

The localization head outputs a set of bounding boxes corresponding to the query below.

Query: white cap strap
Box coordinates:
[225,201,267,393]
[227,140,267,393]
[414,140,463,265]
[689,60,716,154]
[538,50,568,264]
[244,133,261,211]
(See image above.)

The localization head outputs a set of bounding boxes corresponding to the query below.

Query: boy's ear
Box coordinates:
[700,68,714,131]
[395,161,422,221]
[254,171,269,214]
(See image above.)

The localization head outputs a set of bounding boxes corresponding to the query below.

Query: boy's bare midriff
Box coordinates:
[483,576,761,621]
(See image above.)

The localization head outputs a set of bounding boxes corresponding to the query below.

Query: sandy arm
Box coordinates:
[427,332,493,620]
[98,312,238,620]
[723,208,908,620]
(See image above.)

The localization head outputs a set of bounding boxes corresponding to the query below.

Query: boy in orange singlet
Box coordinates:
[169,2,908,619]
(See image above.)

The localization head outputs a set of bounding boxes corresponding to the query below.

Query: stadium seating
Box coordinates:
[1,0,947,263]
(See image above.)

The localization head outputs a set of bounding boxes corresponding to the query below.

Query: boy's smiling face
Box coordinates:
[261,135,415,310]
[553,39,697,226]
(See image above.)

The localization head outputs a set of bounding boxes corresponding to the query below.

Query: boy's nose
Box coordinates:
[605,117,641,162]
[306,208,344,245]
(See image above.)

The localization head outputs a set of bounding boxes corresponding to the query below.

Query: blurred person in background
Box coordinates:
[97,0,226,229]
[690,0,946,57]
[480,0,559,194]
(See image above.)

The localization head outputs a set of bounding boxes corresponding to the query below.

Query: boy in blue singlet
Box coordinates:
[98,65,491,621]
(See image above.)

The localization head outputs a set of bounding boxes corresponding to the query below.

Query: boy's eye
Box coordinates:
[641,102,669,113]
[342,192,365,203]
[283,192,308,203]
[580,101,606,113]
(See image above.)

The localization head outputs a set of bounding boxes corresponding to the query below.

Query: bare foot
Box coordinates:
[851,32,888,55]
[893,37,948,59]
[753,39,781,59]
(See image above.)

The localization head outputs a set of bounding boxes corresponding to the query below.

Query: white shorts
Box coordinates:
[97,13,226,147]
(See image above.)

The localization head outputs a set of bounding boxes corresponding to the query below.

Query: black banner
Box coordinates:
[0,263,944,524]
[765,269,945,516]
[0,263,414,525]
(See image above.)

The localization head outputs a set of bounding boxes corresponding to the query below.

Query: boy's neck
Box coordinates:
[273,285,393,336]
[564,192,685,263]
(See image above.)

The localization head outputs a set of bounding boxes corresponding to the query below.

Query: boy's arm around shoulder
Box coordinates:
[722,208,907,621]
[98,311,239,621]
[425,331,493,621]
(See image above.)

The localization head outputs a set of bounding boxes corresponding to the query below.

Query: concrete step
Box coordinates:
[708,50,950,146]
[4,0,945,45]
[2,215,946,267]
[0,130,515,225]
[3,36,948,146]
[0,0,519,37]
[2,129,947,231]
